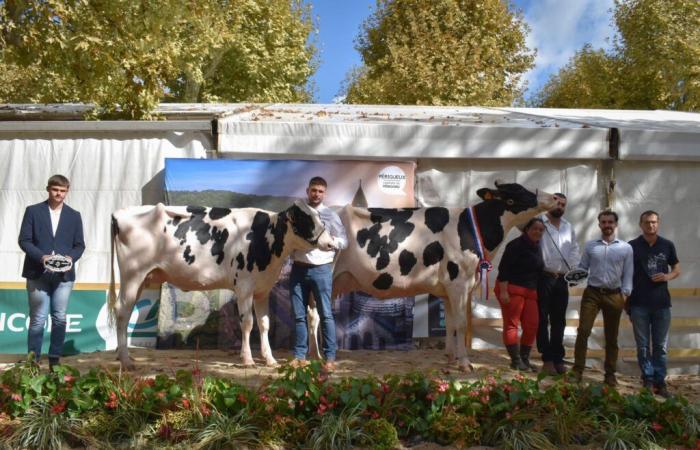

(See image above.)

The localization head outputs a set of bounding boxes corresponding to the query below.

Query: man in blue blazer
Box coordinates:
[18,174,85,370]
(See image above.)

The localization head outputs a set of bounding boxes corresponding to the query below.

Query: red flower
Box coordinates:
[371,411,380,420]
[237,393,247,404]
[426,393,435,401]
[651,422,663,432]
[200,404,211,417]
[259,394,269,403]
[381,383,390,394]
[51,400,67,414]
[63,374,75,384]
[317,403,328,415]
[437,381,449,393]
[480,395,490,404]
[105,391,118,409]
[181,399,190,409]
[10,393,21,402]
[144,378,155,387]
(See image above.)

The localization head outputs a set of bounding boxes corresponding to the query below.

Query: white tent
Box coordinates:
[1,103,697,372]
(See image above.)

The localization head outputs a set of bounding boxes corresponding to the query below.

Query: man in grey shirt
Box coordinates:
[572,210,633,386]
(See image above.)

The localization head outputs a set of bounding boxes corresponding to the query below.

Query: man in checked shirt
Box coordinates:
[571,210,633,386]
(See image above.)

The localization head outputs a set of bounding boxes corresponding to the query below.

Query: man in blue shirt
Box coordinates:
[628,211,680,398]
[572,210,633,386]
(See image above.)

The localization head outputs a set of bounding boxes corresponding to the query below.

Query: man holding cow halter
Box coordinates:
[537,193,582,375]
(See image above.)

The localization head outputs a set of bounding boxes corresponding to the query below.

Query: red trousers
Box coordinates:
[495,283,539,346]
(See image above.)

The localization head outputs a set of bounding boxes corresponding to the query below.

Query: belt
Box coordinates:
[293,261,321,268]
[588,285,621,295]
[543,271,566,279]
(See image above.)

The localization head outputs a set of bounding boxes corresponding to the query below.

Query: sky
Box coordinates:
[309,0,616,104]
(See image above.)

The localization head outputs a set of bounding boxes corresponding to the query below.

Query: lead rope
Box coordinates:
[467,207,493,300]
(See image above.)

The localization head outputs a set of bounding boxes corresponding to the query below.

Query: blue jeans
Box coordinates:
[630,306,671,385]
[289,263,337,361]
[27,273,74,361]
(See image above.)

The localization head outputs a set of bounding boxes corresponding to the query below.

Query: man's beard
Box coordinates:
[549,208,564,218]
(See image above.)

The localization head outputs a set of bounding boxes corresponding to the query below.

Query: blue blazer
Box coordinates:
[18,201,85,281]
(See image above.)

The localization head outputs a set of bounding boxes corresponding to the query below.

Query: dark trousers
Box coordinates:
[573,287,625,376]
[536,275,569,363]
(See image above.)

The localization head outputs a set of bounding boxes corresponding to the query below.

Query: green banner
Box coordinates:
[0,288,159,355]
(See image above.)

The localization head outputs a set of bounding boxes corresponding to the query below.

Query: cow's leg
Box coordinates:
[446,283,475,372]
[442,298,456,362]
[115,278,145,370]
[307,293,321,359]
[237,293,256,367]
[253,294,277,367]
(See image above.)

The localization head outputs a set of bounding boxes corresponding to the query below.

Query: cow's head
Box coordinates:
[286,200,335,251]
[475,181,555,251]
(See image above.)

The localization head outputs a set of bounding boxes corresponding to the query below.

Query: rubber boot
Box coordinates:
[519,345,537,372]
[506,344,528,370]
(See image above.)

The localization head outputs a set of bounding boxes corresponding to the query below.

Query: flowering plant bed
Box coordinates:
[0,359,698,449]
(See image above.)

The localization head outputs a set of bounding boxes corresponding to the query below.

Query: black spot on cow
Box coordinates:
[163,226,166,233]
[423,241,444,266]
[472,202,505,251]
[183,245,195,265]
[457,209,477,252]
[209,226,229,264]
[208,207,231,221]
[236,252,245,270]
[287,205,315,242]
[173,206,212,246]
[357,209,416,271]
[172,215,182,226]
[245,211,274,272]
[373,273,393,290]
[399,249,417,276]
[425,207,449,233]
[447,261,459,280]
[270,212,288,257]
[376,251,390,271]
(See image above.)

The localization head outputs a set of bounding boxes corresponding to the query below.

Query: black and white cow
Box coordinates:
[325,182,555,371]
[108,200,334,370]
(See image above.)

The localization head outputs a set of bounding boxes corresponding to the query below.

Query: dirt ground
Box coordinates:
[2,347,698,404]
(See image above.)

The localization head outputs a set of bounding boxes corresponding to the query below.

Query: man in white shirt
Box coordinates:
[289,177,347,371]
[537,193,580,375]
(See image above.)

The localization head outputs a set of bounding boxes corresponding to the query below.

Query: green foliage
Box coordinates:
[306,405,368,450]
[534,0,700,111]
[344,0,535,106]
[0,0,317,118]
[360,417,400,450]
[1,361,699,448]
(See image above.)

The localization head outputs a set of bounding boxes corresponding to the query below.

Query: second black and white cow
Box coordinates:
[327,182,555,371]
[108,200,334,370]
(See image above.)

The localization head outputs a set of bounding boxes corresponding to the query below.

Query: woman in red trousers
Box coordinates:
[495,217,545,371]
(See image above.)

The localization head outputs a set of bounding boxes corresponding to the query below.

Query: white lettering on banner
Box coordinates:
[0,313,84,333]
[66,314,83,332]
[9,313,26,332]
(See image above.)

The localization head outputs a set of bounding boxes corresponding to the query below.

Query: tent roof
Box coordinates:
[1,103,699,161]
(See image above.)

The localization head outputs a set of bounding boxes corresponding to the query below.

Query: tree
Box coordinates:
[534,0,700,111]
[0,0,316,118]
[534,45,624,109]
[343,0,535,106]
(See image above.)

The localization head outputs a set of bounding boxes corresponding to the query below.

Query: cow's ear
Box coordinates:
[477,188,497,200]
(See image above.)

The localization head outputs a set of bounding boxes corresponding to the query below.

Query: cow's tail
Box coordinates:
[108,214,119,326]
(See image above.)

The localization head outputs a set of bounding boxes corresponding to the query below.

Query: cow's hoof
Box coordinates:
[241,360,256,368]
[458,361,474,373]
[120,359,136,371]
[264,358,278,367]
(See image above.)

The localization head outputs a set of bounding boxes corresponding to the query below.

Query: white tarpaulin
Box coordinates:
[0,130,210,283]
